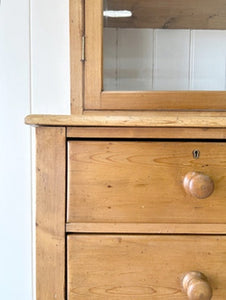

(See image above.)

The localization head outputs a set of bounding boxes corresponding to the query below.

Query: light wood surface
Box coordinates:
[104,0,226,29]
[67,141,226,224]
[66,223,226,234]
[84,0,102,109]
[100,91,226,110]
[25,113,226,127]
[68,234,226,299]
[36,127,66,300]
[70,0,84,114]
[67,127,226,139]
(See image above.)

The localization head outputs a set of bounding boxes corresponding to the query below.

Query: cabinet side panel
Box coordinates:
[36,127,66,300]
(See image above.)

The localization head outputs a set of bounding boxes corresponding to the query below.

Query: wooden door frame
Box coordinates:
[70,0,226,113]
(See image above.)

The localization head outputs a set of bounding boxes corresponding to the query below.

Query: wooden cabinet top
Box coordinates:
[25,112,226,127]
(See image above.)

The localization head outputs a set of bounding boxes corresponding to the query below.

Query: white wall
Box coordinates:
[0,0,70,299]
[0,0,32,299]
[104,28,226,91]
[31,0,70,114]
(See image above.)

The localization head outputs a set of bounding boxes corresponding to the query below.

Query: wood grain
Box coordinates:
[104,0,226,29]
[67,141,226,224]
[84,0,103,109]
[25,113,226,128]
[70,0,84,114]
[67,126,226,139]
[36,127,66,300]
[100,91,226,110]
[68,234,226,299]
[66,223,226,234]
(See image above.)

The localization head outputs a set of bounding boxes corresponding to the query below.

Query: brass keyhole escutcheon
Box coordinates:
[192,149,200,159]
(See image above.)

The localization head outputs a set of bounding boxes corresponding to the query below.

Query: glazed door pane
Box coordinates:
[103,0,226,91]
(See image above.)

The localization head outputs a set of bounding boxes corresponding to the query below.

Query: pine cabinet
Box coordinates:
[26,0,226,299]
[27,125,226,300]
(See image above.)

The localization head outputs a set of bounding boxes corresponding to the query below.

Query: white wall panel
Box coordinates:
[103,28,117,90]
[118,29,154,91]
[153,29,190,90]
[0,0,32,299]
[104,28,226,91]
[191,30,226,90]
[31,0,70,114]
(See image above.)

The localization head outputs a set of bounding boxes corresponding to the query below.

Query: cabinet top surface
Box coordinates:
[25,113,226,128]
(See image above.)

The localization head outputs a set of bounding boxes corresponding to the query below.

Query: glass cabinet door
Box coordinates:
[83,0,226,110]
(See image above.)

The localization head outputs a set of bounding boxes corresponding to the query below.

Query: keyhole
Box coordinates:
[193,149,200,159]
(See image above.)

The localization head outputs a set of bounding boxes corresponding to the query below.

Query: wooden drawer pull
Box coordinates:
[183,172,214,199]
[182,271,213,300]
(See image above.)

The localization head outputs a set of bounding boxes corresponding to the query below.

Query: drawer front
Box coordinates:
[67,141,226,223]
[67,234,226,299]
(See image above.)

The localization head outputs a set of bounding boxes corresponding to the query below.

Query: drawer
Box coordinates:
[67,234,226,299]
[67,141,226,223]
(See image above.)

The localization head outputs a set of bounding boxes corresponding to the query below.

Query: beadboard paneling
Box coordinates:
[118,29,154,91]
[191,30,226,90]
[153,29,190,90]
[103,28,117,90]
[104,28,226,91]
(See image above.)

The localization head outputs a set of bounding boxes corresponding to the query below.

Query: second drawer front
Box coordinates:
[67,141,226,223]
[67,234,226,299]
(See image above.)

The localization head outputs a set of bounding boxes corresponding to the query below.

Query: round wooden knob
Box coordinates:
[182,271,212,300]
[183,172,214,199]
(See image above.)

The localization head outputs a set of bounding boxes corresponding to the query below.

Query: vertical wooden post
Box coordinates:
[70,0,84,114]
[36,127,66,300]
[84,0,103,109]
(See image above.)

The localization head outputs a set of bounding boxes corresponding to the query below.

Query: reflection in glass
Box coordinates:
[103,0,226,91]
